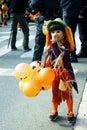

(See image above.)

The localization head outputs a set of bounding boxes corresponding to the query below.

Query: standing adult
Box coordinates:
[60,0,81,62]
[30,0,61,61]
[77,0,87,58]
[4,0,31,51]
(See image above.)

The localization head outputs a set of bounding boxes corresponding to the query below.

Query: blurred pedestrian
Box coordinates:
[60,0,81,62]
[0,0,3,27]
[77,0,87,58]
[30,0,61,61]
[4,0,31,51]
[1,3,8,26]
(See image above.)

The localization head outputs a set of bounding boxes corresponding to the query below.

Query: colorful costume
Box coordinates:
[44,18,78,122]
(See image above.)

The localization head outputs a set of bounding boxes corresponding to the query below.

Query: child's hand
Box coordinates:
[45,45,51,51]
[54,52,65,68]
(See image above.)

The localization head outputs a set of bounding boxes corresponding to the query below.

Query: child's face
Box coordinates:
[51,30,64,41]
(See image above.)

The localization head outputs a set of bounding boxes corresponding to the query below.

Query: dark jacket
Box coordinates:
[79,0,87,17]
[60,0,81,16]
[4,0,29,14]
[30,0,61,16]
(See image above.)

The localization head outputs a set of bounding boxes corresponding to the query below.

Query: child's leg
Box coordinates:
[66,94,73,114]
[49,76,60,121]
[51,102,58,114]
[51,78,60,114]
[66,93,75,122]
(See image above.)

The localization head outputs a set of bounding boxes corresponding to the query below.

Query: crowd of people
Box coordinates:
[1,0,87,123]
[30,0,87,62]
[1,0,87,58]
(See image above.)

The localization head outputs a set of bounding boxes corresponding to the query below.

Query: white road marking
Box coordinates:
[0,35,35,57]
[0,32,10,34]
[20,49,34,58]
[0,36,10,42]
[0,68,14,76]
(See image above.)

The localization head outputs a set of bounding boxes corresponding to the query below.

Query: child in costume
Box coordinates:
[45,18,78,122]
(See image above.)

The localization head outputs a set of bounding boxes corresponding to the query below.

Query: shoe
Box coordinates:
[70,54,78,63]
[70,51,78,63]
[68,112,76,123]
[11,47,17,51]
[70,56,78,63]
[49,112,58,121]
[24,47,32,52]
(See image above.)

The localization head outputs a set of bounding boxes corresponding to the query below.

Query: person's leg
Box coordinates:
[63,14,78,62]
[77,17,87,57]
[32,16,45,61]
[49,77,60,121]
[18,14,30,50]
[66,92,75,122]
[10,14,17,50]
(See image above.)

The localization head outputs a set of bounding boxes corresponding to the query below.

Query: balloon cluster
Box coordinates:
[14,61,55,98]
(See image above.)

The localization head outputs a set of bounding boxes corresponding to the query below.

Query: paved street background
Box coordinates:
[0,20,87,130]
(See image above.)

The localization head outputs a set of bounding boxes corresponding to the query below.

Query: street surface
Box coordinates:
[0,20,87,130]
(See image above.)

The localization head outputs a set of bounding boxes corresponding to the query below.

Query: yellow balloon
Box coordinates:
[14,63,34,82]
[19,80,42,97]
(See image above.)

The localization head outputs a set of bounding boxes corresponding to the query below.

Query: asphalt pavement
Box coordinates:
[0,20,87,130]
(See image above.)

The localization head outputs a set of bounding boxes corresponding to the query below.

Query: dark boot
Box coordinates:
[77,44,87,58]
[70,51,78,63]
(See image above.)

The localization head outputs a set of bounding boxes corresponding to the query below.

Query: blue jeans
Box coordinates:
[32,16,46,61]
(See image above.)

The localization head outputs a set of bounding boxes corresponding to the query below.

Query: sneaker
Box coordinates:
[70,51,78,63]
[11,47,17,51]
[68,112,75,123]
[49,112,58,121]
[24,47,32,52]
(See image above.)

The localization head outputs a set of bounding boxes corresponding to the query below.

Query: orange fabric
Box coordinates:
[44,52,74,114]
[65,26,75,51]
[46,31,51,47]
[51,69,73,114]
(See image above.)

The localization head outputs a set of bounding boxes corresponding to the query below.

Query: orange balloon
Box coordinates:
[19,80,42,98]
[38,67,55,84]
[42,82,52,91]
[14,63,34,82]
